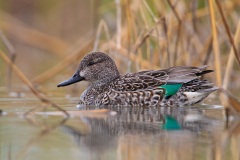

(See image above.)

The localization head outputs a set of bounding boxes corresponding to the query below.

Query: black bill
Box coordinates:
[57,71,85,87]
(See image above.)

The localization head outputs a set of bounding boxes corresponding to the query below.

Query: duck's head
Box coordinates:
[57,51,120,87]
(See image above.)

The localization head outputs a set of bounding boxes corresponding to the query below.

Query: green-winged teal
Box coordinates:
[58,51,217,107]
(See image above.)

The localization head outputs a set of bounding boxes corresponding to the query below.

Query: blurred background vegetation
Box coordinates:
[0,0,239,98]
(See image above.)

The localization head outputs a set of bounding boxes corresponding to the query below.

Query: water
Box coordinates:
[0,95,240,160]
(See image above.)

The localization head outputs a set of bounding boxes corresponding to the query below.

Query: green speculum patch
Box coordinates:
[159,84,183,97]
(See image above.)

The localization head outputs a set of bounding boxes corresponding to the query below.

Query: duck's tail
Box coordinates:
[162,79,218,107]
[180,86,218,106]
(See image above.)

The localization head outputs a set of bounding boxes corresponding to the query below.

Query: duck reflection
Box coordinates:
[60,106,222,160]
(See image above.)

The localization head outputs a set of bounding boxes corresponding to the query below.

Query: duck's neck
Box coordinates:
[94,74,120,87]
[80,74,120,106]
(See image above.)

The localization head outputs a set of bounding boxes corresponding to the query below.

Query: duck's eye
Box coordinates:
[88,58,104,66]
[88,61,95,66]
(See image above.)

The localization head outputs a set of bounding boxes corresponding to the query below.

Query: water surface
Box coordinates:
[0,94,239,160]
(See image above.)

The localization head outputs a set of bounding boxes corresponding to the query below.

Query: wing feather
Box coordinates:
[110,66,212,91]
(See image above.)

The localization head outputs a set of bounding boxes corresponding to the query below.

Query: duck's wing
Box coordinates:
[143,65,213,84]
[111,65,212,92]
[110,72,165,91]
[160,65,212,83]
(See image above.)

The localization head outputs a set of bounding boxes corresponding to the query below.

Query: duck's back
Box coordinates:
[96,66,217,107]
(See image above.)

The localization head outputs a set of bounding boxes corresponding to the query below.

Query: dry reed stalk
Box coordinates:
[173,23,182,64]
[193,35,213,66]
[129,5,143,70]
[115,0,122,49]
[32,39,93,84]
[93,20,111,51]
[0,30,16,91]
[154,26,164,68]
[220,89,240,115]
[139,3,149,29]
[143,0,158,22]
[220,88,240,128]
[124,0,132,50]
[215,0,240,65]
[178,36,188,65]
[191,0,198,33]
[161,17,171,67]
[145,36,151,61]
[185,0,235,21]
[137,52,144,71]
[219,17,240,119]
[138,2,151,61]
[0,11,69,56]
[0,49,69,117]
[36,109,114,118]
[189,32,204,54]
[223,21,240,90]
[166,0,182,66]
[153,0,166,15]
[166,0,181,22]
[0,31,15,56]
[125,1,138,47]
[208,0,222,86]
[125,1,144,69]
[132,19,162,53]
[203,42,213,65]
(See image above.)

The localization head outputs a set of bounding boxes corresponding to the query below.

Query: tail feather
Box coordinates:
[196,69,213,76]
[198,86,218,93]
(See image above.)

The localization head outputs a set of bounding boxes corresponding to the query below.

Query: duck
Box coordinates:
[58,51,217,108]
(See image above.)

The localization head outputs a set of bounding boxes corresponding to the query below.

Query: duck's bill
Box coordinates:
[57,72,85,87]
